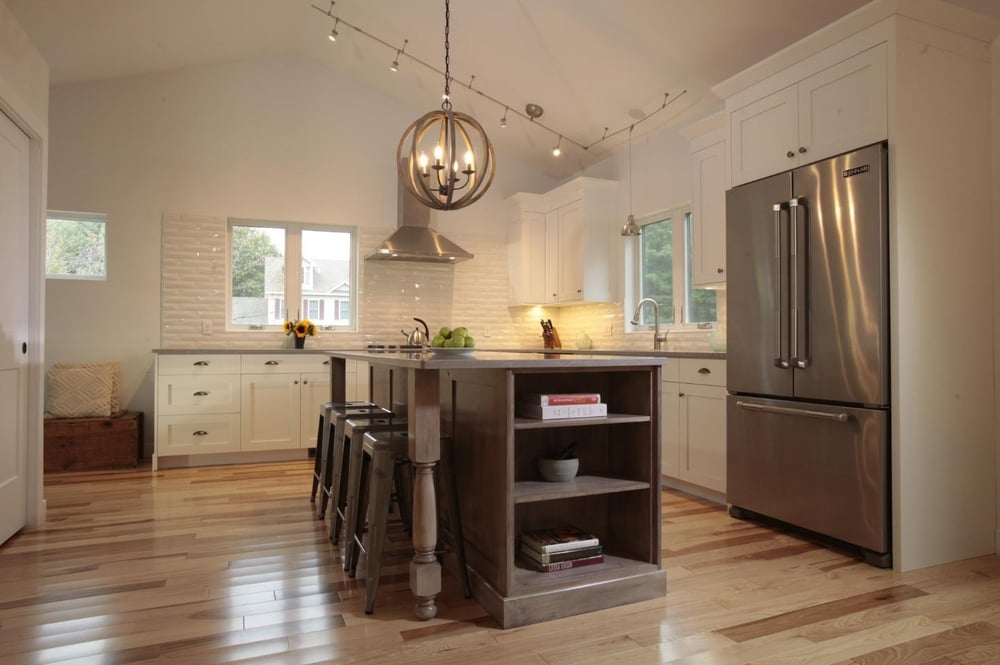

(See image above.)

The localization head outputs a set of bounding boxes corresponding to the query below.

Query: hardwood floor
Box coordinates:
[2,462,999,664]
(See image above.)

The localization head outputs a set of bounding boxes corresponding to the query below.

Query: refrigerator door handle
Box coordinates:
[789,197,809,369]
[736,399,850,423]
[772,202,790,369]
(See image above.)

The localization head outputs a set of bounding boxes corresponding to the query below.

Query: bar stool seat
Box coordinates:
[317,404,391,520]
[325,414,408,546]
[348,430,471,614]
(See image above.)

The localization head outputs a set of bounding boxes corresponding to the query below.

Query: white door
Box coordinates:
[0,110,30,545]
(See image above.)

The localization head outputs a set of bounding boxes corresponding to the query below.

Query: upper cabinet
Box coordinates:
[730,43,887,186]
[683,112,729,287]
[507,177,618,306]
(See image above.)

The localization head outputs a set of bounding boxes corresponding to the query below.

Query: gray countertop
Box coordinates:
[329,349,668,369]
[153,347,724,359]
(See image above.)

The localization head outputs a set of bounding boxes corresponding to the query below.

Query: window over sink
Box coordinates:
[628,206,717,328]
[228,220,357,331]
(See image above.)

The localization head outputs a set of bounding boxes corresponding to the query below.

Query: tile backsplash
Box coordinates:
[160,213,725,352]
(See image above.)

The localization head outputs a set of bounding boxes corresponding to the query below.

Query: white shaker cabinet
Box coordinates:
[240,354,332,452]
[506,177,617,305]
[156,354,242,458]
[730,43,887,186]
[662,358,727,494]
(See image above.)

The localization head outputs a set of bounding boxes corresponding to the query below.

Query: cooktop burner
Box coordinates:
[366,343,425,353]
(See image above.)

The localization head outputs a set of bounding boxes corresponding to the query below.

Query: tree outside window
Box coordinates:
[46,212,107,280]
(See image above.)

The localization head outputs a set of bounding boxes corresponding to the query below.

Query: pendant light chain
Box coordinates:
[442,0,451,110]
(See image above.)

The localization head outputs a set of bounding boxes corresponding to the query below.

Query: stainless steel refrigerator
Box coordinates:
[726,142,890,567]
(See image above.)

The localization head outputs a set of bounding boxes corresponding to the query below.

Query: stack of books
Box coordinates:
[516,392,607,420]
[520,526,603,572]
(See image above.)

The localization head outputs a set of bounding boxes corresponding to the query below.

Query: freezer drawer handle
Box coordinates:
[736,400,849,423]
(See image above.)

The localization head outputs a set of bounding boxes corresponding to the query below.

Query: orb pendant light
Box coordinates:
[397,0,495,210]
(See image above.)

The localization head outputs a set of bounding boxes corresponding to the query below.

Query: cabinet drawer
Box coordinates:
[661,359,680,383]
[241,353,331,374]
[678,359,726,387]
[157,414,241,455]
[158,354,241,375]
[158,375,241,415]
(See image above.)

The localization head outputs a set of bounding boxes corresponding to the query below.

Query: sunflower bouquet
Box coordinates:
[283,311,316,339]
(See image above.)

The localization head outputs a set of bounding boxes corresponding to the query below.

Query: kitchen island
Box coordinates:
[328,349,666,627]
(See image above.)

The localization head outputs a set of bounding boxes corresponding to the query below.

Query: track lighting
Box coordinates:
[311,4,686,159]
[390,39,408,72]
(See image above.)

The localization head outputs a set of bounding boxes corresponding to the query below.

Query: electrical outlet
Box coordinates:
[483,325,491,338]
[201,319,212,335]
[606,323,614,336]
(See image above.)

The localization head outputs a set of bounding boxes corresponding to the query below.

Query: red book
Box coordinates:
[519,392,601,406]
[522,553,605,573]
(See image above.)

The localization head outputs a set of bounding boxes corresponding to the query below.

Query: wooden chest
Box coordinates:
[44,411,143,472]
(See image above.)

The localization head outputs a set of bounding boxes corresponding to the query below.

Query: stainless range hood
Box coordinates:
[366,182,473,263]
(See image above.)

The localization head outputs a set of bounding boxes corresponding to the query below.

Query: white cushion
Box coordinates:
[45,363,120,418]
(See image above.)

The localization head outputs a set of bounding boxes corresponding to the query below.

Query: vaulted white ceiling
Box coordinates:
[7,0,997,179]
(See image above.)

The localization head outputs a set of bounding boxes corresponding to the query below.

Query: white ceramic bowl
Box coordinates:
[538,456,579,482]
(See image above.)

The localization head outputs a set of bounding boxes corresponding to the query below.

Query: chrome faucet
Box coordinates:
[631,298,669,351]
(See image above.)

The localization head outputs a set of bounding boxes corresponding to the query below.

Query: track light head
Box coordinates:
[329,19,340,41]
[552,136,562,157]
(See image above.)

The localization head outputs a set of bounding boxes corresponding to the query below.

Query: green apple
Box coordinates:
[431,335,445,348]
[464,336,475,348]
[451,326,468,338]
[438,326,452,339]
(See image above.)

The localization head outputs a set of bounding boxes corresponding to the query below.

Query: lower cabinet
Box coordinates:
[662,358,727,494]
[154,352,357,467]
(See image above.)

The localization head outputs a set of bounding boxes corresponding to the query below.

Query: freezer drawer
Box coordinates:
[727,395,889,557]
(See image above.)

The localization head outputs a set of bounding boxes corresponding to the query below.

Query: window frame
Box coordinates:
[625,204,717,334]
[226,219,359,333]
[45,210,108,281]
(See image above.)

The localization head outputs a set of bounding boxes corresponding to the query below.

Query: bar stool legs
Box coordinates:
[311,400,372,506]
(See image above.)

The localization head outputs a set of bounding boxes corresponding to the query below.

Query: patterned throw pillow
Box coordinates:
[45,363,119,418]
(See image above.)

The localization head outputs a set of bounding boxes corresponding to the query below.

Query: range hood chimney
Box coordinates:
[366,181,474,263]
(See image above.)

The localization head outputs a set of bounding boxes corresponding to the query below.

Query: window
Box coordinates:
[629,206,717,329]
[228,221,357,330]
[46,211,107,280]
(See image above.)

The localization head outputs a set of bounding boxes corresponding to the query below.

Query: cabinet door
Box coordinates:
[660,381,680,477]
[510,210,548,305]
[556,199,584,303]
[241,374,301,451]
[690,140,728,286]
[544,211,560,304]
[299,372,330,449]
[677,383,727,493]
[730,85,798,186]
[797,44,887,166]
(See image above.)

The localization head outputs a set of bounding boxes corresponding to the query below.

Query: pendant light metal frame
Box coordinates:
[396,0,495,211]
[621,124,641,236]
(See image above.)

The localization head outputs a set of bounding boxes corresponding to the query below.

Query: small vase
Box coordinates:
[294,336,305,349]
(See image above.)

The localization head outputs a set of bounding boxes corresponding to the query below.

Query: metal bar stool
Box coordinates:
[348,430,471,614]
[317,403,391,519]
[327,415,409,548]
[311,401,378,507]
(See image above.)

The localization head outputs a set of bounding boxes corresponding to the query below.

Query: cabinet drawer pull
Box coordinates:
[265,360,279,366]
[192,391,209,396]
[193,361,209,366]
[698,367,711,374]
[193,430,208,436]
[323,360,330,365]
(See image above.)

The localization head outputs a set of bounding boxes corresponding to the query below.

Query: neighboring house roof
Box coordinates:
[265,257,350,297]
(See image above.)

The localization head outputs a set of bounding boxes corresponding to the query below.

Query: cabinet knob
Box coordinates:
[552,293,557,297]
[294,380,299,385]
[302,380,308,385]
[717,267,724,274]
[193,391,209,396]
[265,360,279,366]
[193,430,208,436]
[786,150,795,158]
[798,146,807,154]
[323,360,330,365]
[679,392,686,397]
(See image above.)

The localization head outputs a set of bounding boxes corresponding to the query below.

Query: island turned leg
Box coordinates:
[407,368,441,620]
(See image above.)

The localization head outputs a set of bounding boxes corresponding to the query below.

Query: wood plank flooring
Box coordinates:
[1,462,998,664]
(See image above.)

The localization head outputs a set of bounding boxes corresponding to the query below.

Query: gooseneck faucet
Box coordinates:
[631,297,669,351]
